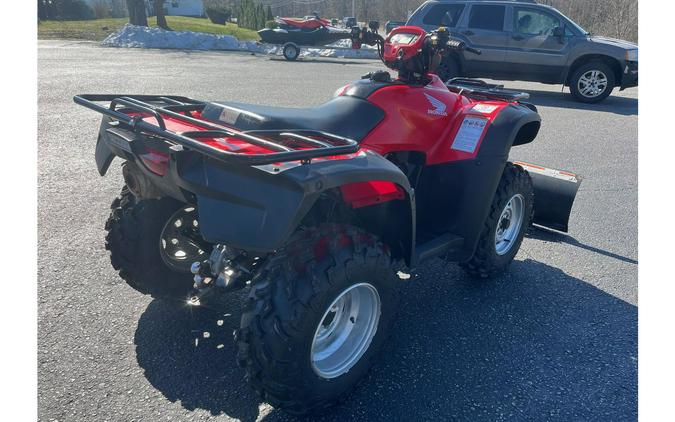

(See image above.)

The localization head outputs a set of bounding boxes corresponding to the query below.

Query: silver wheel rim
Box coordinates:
[311,283,381,379]
[495,194,525,255]
[577,69,608,98]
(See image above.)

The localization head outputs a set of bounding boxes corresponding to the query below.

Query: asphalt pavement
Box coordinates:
[38,40,638,421]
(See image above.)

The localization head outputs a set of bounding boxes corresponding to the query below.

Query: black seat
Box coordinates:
[200,96,384,142]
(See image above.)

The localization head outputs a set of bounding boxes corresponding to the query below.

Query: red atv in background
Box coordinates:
[75,26,581,415]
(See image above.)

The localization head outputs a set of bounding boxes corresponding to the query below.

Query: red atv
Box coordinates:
[75,26,581,414]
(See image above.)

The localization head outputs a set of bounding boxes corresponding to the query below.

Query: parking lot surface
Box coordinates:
[38,40,637,421]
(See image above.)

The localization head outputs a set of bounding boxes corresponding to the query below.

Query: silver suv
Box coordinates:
[407,0,638,103]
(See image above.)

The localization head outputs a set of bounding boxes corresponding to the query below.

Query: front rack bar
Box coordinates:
[74,94,360,166]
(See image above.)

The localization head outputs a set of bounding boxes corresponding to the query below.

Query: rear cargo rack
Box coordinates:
[74,94,360,166]
[446,78,530,102]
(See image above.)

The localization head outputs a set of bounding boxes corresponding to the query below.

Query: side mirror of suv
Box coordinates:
[552,26,565,42]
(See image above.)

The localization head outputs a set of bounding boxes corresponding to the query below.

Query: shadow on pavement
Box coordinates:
[268,56,372,65]
[529,226,638,265]
[135,259,637,421]
[524,88,637,116]
[134,292,264,422]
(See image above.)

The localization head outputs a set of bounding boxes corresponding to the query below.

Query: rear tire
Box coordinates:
[235,225,399,415]
[105,187,208,300]
[569,61,615,103]
[460,163,534,278]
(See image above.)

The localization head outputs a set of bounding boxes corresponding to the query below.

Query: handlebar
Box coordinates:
[444,38,481,55]
[464,45,482,55]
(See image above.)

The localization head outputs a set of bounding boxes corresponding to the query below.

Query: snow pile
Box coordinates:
[298,46,378,59]
[262,38,378,59]
[102,24,378,59]
[102,24,264,52]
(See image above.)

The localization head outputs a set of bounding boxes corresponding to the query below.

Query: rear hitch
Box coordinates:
[187,245,258,305]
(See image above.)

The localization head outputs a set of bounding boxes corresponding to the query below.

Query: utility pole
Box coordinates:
[352,0,355,17]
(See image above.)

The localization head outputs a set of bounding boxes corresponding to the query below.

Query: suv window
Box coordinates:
[422,4,465,27]
[468,5,506,31]
[515,8,559,36]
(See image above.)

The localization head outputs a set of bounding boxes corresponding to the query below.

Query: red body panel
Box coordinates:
[383,26,427,63]
[356,75,509,165]
[280,17,330,30]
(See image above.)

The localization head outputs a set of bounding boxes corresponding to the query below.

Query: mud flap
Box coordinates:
[514,161,582,233]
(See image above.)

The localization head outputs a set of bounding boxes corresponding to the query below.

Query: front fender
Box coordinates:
[184,150,415,255]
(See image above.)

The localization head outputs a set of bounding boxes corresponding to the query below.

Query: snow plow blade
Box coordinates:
[515,161,582,233]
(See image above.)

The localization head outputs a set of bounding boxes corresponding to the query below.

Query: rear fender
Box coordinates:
[185,150,416,258]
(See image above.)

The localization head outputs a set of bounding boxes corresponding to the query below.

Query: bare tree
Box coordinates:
[126,0,148,26]
[155,0,169,30]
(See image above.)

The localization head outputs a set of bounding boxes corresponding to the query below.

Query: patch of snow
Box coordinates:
[102,24,378,59]
[102,24,263,52]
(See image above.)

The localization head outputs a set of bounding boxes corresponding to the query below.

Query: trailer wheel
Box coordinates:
[460,163,534,278]
[235,225,399,415]
[105,187,209,300]
[282,43,300,61]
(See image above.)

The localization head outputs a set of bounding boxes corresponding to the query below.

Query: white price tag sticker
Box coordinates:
[472,104,499,114]
[451,116,488,153]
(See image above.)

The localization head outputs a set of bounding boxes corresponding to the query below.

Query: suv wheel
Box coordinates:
[569,61,615,103]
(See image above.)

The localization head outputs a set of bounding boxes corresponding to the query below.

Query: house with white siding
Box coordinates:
[163,0,204,17]
[83,0,205,18]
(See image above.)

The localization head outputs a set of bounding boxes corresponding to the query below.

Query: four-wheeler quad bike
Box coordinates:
[74,25,582,415]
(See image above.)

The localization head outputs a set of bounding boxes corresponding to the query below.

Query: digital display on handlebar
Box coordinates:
[389,33,419,45]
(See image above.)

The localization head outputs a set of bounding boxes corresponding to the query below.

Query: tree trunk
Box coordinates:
[38,0,47,20]
[126,0,148,26]
[155,0,169,30]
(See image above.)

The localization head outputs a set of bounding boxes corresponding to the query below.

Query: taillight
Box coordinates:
[139,148,169,176]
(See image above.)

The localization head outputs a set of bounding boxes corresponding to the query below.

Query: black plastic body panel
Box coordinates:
[414,103,541,263]
[96,115,416,255]
[180,151,414,253]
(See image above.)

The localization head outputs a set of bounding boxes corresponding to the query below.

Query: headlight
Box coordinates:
[625,49,638,61]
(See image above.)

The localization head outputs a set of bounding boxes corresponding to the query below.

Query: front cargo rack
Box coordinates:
[74,94,360,166]
[445,78,530,102]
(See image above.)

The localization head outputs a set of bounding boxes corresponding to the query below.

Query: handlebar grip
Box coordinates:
[445,40,481,55]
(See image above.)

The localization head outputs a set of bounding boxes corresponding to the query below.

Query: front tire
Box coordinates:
[460,163,534,278]
[105,187,209,300]
[235,225,399,415]
[569,61,615,103]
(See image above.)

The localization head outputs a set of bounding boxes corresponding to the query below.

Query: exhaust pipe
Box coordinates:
[514,161,582,233]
